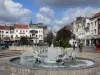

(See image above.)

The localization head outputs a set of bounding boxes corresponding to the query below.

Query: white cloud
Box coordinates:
[36,7,100,32]
[0,0,32,24]
[36,7,54,25]
[62,7,100,24]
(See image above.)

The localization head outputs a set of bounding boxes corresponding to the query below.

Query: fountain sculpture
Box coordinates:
[5,45,100,75]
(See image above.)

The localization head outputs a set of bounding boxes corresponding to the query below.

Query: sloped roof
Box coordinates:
[14,24,29,29]
[0,25,10,30]
[90,12,100,19]
[94,12,100,17]
[64,25,72,30]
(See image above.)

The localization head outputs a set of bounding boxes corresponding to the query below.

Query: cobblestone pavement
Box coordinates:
[0,46,100,75]
[0,57,12,75]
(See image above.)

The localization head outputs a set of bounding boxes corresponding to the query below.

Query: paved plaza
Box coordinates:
[0,46,100,75]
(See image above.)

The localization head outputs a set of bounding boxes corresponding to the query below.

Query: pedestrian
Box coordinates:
[79,42,83,52]
[73,42,75,50]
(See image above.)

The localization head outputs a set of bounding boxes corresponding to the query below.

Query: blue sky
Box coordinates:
[14,0,67,22]
[0,0,100,31]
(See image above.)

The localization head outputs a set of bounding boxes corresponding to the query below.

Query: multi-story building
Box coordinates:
[10,26,15,41]
[72,12,100,46]
[72,17,86,43]
[29,23,44,44]
[0,25,10,41]
[0,23,47,44]
[14,24,30,40]
[89,12,100,45]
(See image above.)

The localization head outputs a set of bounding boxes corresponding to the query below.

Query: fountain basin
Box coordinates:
[5,57,100,75]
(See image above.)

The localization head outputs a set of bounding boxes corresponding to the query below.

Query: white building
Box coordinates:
[88,12,100,45]
[0,25,10,41]
[14,24,30,41]
[72,12,100,46]
[72,17,86,43]
[29,23,44,44]
[0,23,46,44]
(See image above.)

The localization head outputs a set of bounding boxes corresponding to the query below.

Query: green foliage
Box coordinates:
[44,32,54,46]
[53,40,71,48]
[56,27,72,41]
[20,37,32,45]
[60,40,71,48]
[53,27,72,48]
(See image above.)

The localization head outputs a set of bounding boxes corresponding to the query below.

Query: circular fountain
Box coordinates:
[5,46,100,75]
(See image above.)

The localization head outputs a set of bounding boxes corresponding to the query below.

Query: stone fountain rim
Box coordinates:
[6,56,100,70]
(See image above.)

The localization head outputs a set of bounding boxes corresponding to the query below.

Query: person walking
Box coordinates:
[73,42,75,50]
[79,42,83,52]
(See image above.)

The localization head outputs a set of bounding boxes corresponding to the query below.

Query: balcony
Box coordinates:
[30,30,38,34]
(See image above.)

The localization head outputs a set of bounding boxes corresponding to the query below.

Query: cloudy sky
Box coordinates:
[0,0,100,31]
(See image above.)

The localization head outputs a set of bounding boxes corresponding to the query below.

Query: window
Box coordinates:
[20,30,22,32]
[91,30,93,34]
[6,32,8,33]
[36,35,37,37]
[11,35,13,38]
[0,31,1,33]
[23,30,24,32]
[94,29,96,34]
[41,35,42,38]
[39,35,42,38]
[16,35,18,37]
[30,35,31,37]
[87,23,90,27]
[2,31,4,33]
[91,22,93,26]
[26,30,27,32]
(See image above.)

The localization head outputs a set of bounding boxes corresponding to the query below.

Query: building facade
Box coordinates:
[0,24,45,44]
[29,23,44,44]
[72,17,86,43]
[72,12,100,46]
[14,24,30,41]
[0,25,10,41]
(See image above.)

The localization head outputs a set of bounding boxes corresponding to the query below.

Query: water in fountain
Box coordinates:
[19,45,95,68]
[44,47,63,63]
[20,46,40,66]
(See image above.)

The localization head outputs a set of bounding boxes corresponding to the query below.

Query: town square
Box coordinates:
[0,0,100,75]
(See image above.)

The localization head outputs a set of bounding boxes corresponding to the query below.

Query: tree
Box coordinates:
[54,27,72,48]
[19,37,32,45]
[56,27,72,41]
[44,31,54,46]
